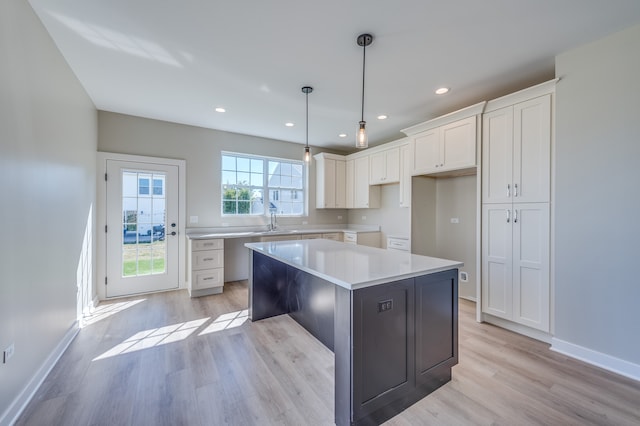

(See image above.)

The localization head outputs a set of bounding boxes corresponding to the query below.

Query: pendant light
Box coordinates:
[302,86,313,162]
[356,33,373,149]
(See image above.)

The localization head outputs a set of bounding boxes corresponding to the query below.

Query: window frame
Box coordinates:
[220,152,308,217]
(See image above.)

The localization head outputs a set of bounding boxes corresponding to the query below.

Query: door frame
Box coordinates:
[97,152,186,301]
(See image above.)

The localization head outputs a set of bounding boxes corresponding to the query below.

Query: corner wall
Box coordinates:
[554,23,640,376]
[0,1,97,423]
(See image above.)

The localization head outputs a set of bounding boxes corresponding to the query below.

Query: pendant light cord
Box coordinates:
[361,42,366,123]
[306,90,309,148]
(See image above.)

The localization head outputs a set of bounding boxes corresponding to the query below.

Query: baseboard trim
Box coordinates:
[482,313,552,343]
[0,321,79,426]
[551,338,640,382]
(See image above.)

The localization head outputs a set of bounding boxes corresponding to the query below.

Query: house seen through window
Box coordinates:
[221,153,306,216]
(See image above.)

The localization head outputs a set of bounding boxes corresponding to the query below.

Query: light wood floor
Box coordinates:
[17,281,640,425]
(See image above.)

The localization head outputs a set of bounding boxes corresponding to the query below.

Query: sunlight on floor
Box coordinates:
[92,309,249,361]
[199,310,249,335]
[82,299,146,327]
[93,317,208,361]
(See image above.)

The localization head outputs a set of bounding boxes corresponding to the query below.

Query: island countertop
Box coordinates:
[245,239,462,290]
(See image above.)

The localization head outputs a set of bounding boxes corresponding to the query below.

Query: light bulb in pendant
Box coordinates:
[356,121,368,148]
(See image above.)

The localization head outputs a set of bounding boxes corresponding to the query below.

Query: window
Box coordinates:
[138,178,150,195]
[221,153,306,216]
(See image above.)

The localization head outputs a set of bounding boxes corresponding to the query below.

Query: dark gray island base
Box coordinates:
[247,247,459,426]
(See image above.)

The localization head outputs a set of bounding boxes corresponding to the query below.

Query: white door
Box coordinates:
[481,203,513,320]
[105,160,180,297]
[482,106,514,204]
[512,203,550,331]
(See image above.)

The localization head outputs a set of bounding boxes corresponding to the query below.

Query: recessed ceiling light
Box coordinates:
[377,115,388,120]
[435,87,449,95]
[285,122,295,127]
[215,107,226,113]
[338,133,347,138]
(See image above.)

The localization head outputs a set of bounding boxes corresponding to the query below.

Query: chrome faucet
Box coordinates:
[269,210,278,231]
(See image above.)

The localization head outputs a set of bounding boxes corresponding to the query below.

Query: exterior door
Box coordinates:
[105,160,179,297]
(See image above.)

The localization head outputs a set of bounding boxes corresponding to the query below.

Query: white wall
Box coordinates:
[347,184,411,246]
[0,1,97,422]
[98,111,347,229]
[554,23,640,367]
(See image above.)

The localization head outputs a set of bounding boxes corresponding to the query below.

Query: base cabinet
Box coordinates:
[188,238,224,297]
[481,203,550,331]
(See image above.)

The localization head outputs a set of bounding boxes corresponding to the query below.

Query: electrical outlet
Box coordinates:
[189,215,199,224]
[362,215,367,220]
[450,217,460,224]
[378,299,393,313]
[460,271,469,282]
[3,343,15,364]
[302,221,308,225]
[337,215,342,220]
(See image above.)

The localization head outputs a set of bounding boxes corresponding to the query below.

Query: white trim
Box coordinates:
[482,313,552,343]
[401,101,486,136]
[345,137,409,160]
[484,79,559,113]
[0,322,79,426]
[551,338,640,382]
[96,152,187,301]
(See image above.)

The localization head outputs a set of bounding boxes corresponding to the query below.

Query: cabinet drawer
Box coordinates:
[302,233,323,239]
[343,232,357,244]
[322,233,342,241]
[193,269,224,290]
[192,249,224,270]
[387,237,410,252]
[193,239,223,251]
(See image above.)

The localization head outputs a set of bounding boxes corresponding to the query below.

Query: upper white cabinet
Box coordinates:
[482,94,551,204]
[402,102,485,176]
[314,153,346,209]
[352,155,380,208]
[369,147,400,185]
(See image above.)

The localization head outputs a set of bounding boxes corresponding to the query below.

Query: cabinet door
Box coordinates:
[482,106,514,204]
[369,151,386,184]
[512,203,550,332]
[411,128,440,175]
[441,116,476,170]
[481,204,513,320]
[354,156,380,208]
[399,144,412,208]
[384,147,400,183]
[335,159,346,208]
[513,95,551,203]
[346,159,355,208]
[316,157,335,208]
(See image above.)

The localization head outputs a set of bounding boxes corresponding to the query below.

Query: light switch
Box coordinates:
[450,218,459,224]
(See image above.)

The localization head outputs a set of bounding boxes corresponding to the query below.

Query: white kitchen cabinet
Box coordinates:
[482,203,550,332]
[410,116,477,175]
[346,159,355,208]
[369,147,400,185]
[188,238,224,297]
[353,155,380,208]
[314,153,346,209]
[399,143,412,208]
[322,232,342,241]
[342,231,380,247]
[482,94,551,204]
[259,235,301,242]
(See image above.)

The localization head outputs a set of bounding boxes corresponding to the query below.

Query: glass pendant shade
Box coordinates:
[304,146,311,162]
[356,121,368,148]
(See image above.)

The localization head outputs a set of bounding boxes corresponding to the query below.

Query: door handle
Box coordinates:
[514,209,518,223]
[514,184,518,197]
[506,209,510,223]
[170,231,177,236]
[507,184,511,198]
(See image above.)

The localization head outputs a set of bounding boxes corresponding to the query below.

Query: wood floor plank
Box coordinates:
[15,282,640,426]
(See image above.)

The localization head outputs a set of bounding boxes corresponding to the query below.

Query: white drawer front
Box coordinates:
[193,239,223,251]
[193,269,224,290]
[343,232,357,243]
[387,237,410,252]
[193,249,224,270]
[323,233,342,241]
[302,233,323,239]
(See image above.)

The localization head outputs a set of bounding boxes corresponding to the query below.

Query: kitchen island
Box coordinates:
[245,239,462,426]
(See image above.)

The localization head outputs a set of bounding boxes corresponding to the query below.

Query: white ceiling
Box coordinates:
[28,0,640,152]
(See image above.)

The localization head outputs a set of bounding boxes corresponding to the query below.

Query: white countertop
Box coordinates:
[245,239,462,290]
[186,225,379,240]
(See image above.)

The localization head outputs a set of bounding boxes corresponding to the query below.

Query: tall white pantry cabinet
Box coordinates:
[481,81,555,335]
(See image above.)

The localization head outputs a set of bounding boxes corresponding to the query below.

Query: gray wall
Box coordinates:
[555,23,640,364]
[0,0,97,421]
[98,111,347,229]
[347,184,411,245]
